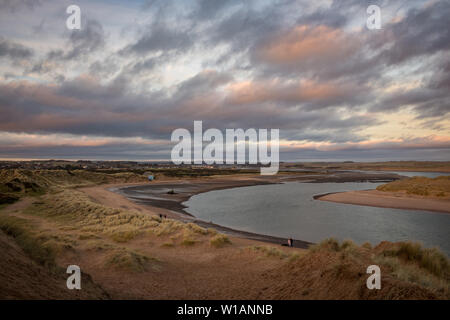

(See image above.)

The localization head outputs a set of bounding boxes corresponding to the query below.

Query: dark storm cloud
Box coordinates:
[207,6,279,53]
[373,85,450,119]
[371,55,450,119]
[0,69,380,143]
[0,38,33,59]
[129,57,157,74]
[429,60,450,90]
[294,0,373,28]
[47,19,105,61]
[121,23,193,55]
[0,141,173,161]
[191,0,238,21]
[176,70,233,96]
[378,1,450,66]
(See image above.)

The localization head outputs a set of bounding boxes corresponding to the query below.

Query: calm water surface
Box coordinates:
[183,182,450,255]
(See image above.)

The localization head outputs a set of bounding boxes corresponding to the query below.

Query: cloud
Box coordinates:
[254,25,357,66]
[0,0,46,13]
[224,78,368,110]
[0,71,378,143]
[377,1,450,66]
[191,0,238,21]
[121,23,193,55]
[47,19,105,61]
[0,37,33,59]
[0,0,449,160]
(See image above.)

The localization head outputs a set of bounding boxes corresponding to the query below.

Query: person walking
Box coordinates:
[288,237,294,247]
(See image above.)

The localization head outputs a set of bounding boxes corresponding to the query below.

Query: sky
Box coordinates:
[0,0,449,162]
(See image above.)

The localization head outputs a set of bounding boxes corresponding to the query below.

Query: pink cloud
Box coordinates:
[254,25,360,67]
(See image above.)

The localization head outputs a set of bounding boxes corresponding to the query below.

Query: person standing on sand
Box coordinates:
[288,238,294,247]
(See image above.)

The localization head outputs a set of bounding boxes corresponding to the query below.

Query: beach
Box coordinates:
[316,189,450,214]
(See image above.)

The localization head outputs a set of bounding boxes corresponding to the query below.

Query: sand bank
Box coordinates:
[316,190,450,214]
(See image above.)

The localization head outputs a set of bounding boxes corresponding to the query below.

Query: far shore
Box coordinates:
[316,190,450,214]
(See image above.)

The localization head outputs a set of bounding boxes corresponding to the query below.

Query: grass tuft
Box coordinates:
[379,241,449,278]
[210,234,231,248]
[105,248,158,272]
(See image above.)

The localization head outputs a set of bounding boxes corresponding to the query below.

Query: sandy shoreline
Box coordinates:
[316,189,450,214]
[96,171,403,248]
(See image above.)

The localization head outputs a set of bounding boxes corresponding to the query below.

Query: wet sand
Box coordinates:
[316,189,450,214]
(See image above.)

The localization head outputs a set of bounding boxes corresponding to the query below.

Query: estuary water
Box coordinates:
[183,182,450,255]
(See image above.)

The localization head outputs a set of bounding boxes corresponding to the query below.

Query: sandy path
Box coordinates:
[317,190,450,214]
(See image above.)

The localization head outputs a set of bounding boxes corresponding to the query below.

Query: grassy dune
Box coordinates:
[0,169,148,205]
[262,238,449,299]
[313,239,449,294]
[0,169,449,299]
[376,176,450,198]
[0,169,230,275]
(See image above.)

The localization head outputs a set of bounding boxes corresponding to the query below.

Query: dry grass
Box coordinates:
[161,241,175,248]
[376,176,450,198]
[0,174,230,273]
[0,169,148,205]
[0,215,57,269]
[309,238,358,254]
[181,238,198,246]
[20,189,223,248]
[377,241,449,278]
[105,248,159,273]
[110,230,141,243]
[309,239,449,296]
[246,245,300,260]
[210,234,231,248]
